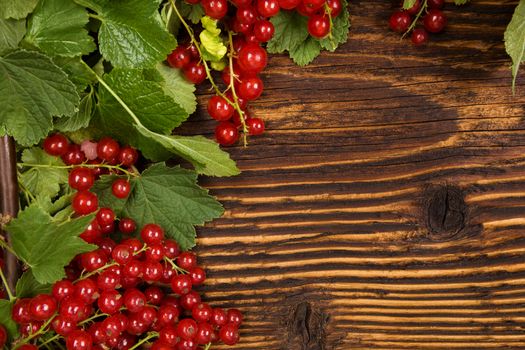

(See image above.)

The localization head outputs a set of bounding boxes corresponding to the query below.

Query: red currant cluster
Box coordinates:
[3,134,243,349]
[389,0,447,46]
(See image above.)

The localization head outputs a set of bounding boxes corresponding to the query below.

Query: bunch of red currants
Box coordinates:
[389,0,447,46]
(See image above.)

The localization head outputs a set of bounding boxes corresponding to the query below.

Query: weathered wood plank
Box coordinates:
[181,1,525,348]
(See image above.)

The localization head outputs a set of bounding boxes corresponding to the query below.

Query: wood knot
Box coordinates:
[424,184,467,239]
[285,301,328,350]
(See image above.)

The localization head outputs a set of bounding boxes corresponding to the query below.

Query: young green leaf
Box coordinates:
[0,300,18,340]
[0,18,25,55]
[19,147,69,200]
[52,57,97,92]
[25,0,95,57]
[179,2,205,24]
[0,0,38,19]
[0,50,79,146]
[199,16,227,62]
[92,163,224,250]
[267,10,309,54]
[75,0,177,68]
[155,63,197,115]
[5,205,96,284]
[504,0,525,92]
[16,270,52,298]
[320,0,349,52]
[289,36,321,66]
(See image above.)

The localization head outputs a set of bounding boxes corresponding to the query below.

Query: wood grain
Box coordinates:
[181,1,525,348]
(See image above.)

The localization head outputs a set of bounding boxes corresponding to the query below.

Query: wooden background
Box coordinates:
[183,1,525,349]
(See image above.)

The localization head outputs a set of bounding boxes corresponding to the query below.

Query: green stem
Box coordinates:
[76,262,118,282]
[203,342,212,350]
[15,314,57,349]
[0,267,15,301]
[402,0,428,38]
[17,162,137,178]
[78,311,109,325]
[38,334,60,348]
[128,332,159,350]
[227,31,249,145]
[163,256,188,274]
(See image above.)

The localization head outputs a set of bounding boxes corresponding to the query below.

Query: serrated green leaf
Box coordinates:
[402,0,417,10]
[267,10,309,53]
[55,90,94,132]
[16,270,52,298]
[52,57,96,93]
[0,0,38,19]
[25,0,95,57]
[155,63,197,115]
[0,50,79,146]
[93,163,224,250]
[35,192,74,216]
[0,18,25,55]
[0,300,18,340]
[161,2,181,34]
[19,147,69,200]
[136,125,240,177]
[180,2,205,24]
[199,16,227,63]
[505,0,525,92]
[5,205,96,284]
[76,0,177,68]
[320,0,349,51]
[290,36,321,66]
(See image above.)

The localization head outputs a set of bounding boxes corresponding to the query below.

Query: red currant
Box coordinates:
[52,315,76,336]
[112,179,131,199]
[192,302,212,322]
[326,0,342,17]
[168,47,191,69]
[247,117,265,135]
[62,144,86,165]
[411,28,429,46]
[189,267,206,285]
[207,95,234,121]
[238,43,267,73]
[144,286,164,305]
[427,0,444,9]
[98,290,123,314]
[171,274,193,295]
[141,224,165,244]
[143,260,163,282]
[29,294,57,321]
[68,168,94,191]
[219,323,239,345]
[202,0,228,19]
[80,219,102,243]
[118,146,138,167]
[97,137,120,162]
[423,9,446,33]
[406,0,421,15]
[123,288,147,313]
[238,76,264,101]
[176,252,197,270]
[159,325,178,345]
[118,217,137,234]
[66,329,93,350]
[183,62,206,84]
[302,0,324,11]
[97,270,121,291]
[43,134,69,156]
[59,297,88,322]
[195,322,214,345]
[12,298,31,324]
[215,122,239,146]
[122,259,143,279]
[278,0,301,9]
[74,279,99,304]
[389,10,411,33]
[236,6,257,25]
[72,191,98,215]
[308,14,330,38]
[163,240,180,259]
[80,250,107,272]
[256,0,280,17]
[211,308,228,327]
[227,309,243,326]
[177,318,198,340]
[180,291,201,310]
[157,304,180,326]
[253,20,275,42]
[95,207,115,227]
[112,244,133,265]
[52,280,76,302]
[18,345,39,350]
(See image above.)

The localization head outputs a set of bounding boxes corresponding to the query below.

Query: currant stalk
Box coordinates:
[402,0,428,38]
[17,162,138,178]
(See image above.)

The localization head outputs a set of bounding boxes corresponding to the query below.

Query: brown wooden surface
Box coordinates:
[183,1,525,349]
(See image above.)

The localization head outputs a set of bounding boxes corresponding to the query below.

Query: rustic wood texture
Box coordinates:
[182,1,525,348]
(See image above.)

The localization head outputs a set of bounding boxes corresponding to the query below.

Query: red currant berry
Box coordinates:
[227,309,243,326]
[72,191,98,215]
[195,322,214,345]
[96,270,121,291]
[389,10,411,33]
[158,304,180,326]
[302,0,324,11]
[62,144,87,165]
[238,76,264,101]
[168,47,192,69]
[59,297,88,322]
[159,325,178,345]
[189,267,206,285]
[29,294,57,321]
[112,244,133,265]
[423,9,446,33]
[116,332,136,349]
[207,95,234,121]
[256,0,280,17]
[171,274,193,295]
[406,0,421,15]
[202,0,228,19]
[52,280,76,302]
[238,43,267,73]
[123,238,144,256]
[326,0,342,17]
[236,6,257,25]
[247,117,265,135]
[98,290,124,315]
[215,122,239,146]
[253,20,275,42]
[80,250,107,272]
[411,28,429,46]
[180,290,201,310]
[278,0,301,9]
[427,0,444,9]
[296,1,318,16]
[177,318,198,340]
[97,137,120,162]
[112,179,131,199]
[52,315,76,336]
[97,237,116,256]
[144,286,164,305]
[211,308,228,327]
[177,252,197,270]
[177,339,197,350]
[68,168,94,191]
[183,62,206,84]
[43,134,69,156]
[95,208,115,227]
[122,259,143,279]
[12,299,31,324]
[141,224,165,244]
[118,218,136,234]
[219,323,239,345]
[88,322,107,345]
[143,260,163,282]
[123,288,147,313]
[118,146,138,167]
[163,240,180,259]
[192,303,212,322]
[127,313,148,335]
[225,90,248,109]
[308,14,330,38]
[145,244,165,262]
[75,279,99,304]
[80,219,102,243]
[66,329,93,350]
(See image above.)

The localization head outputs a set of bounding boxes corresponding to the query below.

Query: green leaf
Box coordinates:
[136,125,240,176]
[199,16,227,63]
[19,147,69,200]
[320,0,349,52]
[0,50,79,146]
[0,0,38,19]
[454,0,470,4]
[180,2,205,24]
[52,57,97,92]
[289,36,321,66]
[0,300,18,340]
[402,0,417,9]
[55,89,95,132]
[267,10,309,54]
[25,0,95,57]
[16,270,52,298]
[505,0,525,92]
[0,18,25,55]
[76,0,177,68]
[93,163,224,249]
[156,63,197,115]
[161,2,180,35]
[5,205,96,284]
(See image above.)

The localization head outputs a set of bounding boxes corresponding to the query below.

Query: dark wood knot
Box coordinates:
[425,184,468,239]
[285,301,328,350]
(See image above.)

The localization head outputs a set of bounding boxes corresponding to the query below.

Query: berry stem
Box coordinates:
[204,342,212,350]
[324,3,334,41]
[163,256,188,274]
[78,311,109,325]
[402,0,428,38]
[0,266,15,301]
[76,262,118,282]
[127,332,159,350]
[17,162,138,178]
[37,334,61,348]
[14,313,57,349]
